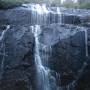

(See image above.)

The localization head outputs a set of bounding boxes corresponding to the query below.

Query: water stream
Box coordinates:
[29,4,62,90]
[85,30,88,57]
[0,25,10,79]
[32,25,51,90]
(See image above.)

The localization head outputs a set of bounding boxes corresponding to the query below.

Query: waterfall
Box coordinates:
[0,25,10,79]
[22,4,62,25]
[31,25,50,90]
[21,4,88,90]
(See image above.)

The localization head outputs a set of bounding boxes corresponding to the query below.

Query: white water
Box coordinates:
[57,7,62,24]
[0,25,10,79]
[32,25,50,90]
[22,4,63,25]
[0,25,10,41]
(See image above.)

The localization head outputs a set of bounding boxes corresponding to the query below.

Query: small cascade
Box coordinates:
[0,25,10,41]
[31,25,51,90]
[41,45,52,66]
[22,4,62,25]
[22,4,49,25]
[85,30,88,57]
[30,4,49,25]
[57,7,62,24]
[0,25,10,79]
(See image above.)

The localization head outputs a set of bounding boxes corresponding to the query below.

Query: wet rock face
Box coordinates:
[0,80,28,90]
[39,24,86,87]
[75,65,90,90]
[0,24,88,90]
[4,26,34,68]
[87,29,90,56]
[0,25,35,90]
[50,31,86,86]
[62,15,81,25]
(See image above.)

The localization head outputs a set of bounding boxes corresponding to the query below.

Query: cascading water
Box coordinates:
[0,25,10,79]
[28,4,62,90]
[29,4,84,90]
[57,7,62,24]
[31,25,50,90]
[22,4,62,25]
[85,30,88,57]
[22,4,89,90]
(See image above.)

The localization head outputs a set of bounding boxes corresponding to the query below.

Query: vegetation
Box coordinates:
[0,0,90,9]
[0,0,32,9]
[61,2,90,9]
[78,3,90,9]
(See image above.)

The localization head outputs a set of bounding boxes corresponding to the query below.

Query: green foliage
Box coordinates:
[78,3,90,9]
[0,0,90,9]
[0,0,38,9]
